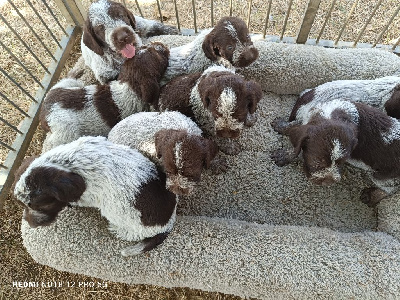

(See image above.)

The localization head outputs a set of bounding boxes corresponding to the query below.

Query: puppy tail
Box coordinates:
[120,232,170,257]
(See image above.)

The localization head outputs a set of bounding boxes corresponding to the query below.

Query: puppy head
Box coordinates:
[83,0,141,57]
[119,42,170,106]
[288,119,358,185]
[202,16,258,68]
[155,129,218,195]
[198,69,262,138]
[12,158,86,228]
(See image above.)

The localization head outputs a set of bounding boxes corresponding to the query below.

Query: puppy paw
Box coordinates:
[271,118,290,134]
[270,148,294,167]
[209,157,229,174]
[360,187,387,207]
[219,140,242,155]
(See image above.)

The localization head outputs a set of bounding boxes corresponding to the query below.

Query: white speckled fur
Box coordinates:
[42,77,147,152]
[303,76,400,112]
[15,136,176,246]
[214,87,244,132]
[108,111,202,162]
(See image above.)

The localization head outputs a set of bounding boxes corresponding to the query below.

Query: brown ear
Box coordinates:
[82,18,104,56]
[202,32,218,61]
[245,80,262,114]
[155,129,170,159]
[45,169,86,203]
[141,79,160,106]
[288,125,310,157]
[126,7,136,29]
[200,138,219,168]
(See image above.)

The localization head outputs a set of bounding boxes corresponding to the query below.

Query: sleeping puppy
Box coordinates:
[162,16,259,84]
[296,76,400,119]
[12,136,177,256]
[271,98,400,207]
[108,111,224,195]
[41,42,169,152]
[158,65,262,155]
[81,0,178,83]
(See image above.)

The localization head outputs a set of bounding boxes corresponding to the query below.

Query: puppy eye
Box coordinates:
[205,97,211,107]
[247,102,253,111]
[226,45,233,51]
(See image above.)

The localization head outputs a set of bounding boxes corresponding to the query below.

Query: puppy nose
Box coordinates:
[216,129,240,139]
[116,30,130,43]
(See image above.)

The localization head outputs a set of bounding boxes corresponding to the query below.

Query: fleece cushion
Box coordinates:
[147,34,400,94]
[21,89,400,299]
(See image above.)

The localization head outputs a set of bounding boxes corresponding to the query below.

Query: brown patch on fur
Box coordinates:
[82,18,105,56]
[198,72,262,126]
[155,129,219,183]
[133,172,176,226]
[141,232,170,252]
[93,84,121,128]
[352,103,400,180]
[22,166,86,227]
[118,43,169,106]
[158,72,203,117]
[40,88,88,132]
[108,1,136,29]
[289,89,315,122]
[202,16,258,67]
[385,84,400,119]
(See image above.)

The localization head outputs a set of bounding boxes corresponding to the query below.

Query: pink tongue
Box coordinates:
[121,44,135,58]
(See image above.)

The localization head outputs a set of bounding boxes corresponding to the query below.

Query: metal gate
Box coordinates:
[1,0,399,207]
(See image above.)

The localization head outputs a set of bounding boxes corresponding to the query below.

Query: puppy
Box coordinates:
[162,16,259,84]
[41,42,169,152]
[81,0,178,83]
[108,111,223,195]
[158,65,262,155]
[12,136,177,256]
[296,76,400,119]
[271,98,400,207]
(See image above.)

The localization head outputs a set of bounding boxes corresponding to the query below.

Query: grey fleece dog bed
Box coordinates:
[22,90,400,299]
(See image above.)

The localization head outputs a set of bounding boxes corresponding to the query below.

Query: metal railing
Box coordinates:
[1,0,399,207]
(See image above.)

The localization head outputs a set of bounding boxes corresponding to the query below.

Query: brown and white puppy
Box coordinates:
[271,97,400,207]
[41,42,169,152]
[158,65,262,155]
[108,111,223,195]
[81,0,178,83]
[162,16,259,84]
[12,136,177,256]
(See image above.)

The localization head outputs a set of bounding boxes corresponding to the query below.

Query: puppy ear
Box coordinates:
[82,18,104,56]
[48,169,86,203]
[288,125,310,157]
[202,33,218,61]
[245,80,262,114]
[11,156,38,196]
[155,129,169,159]
[202,138,219,168]
[140,79,160,106]
[126,8,136,29]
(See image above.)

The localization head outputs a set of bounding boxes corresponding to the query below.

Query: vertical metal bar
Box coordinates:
[246,0,253,29]
[393,36,400,51]
[296,0,322,44]
[316,0,337,44]
[192,0,197,33]
[7,0,57,62]
[26,0,62,49]
[334,0,359,46]
[173,0,180,32]
[211,0,214,27]
[230,0,233,17]
[156,0,163,23]
[353,0,383,46]
[0,118,24,135]
[0,68,37,103]
[0,92,31,118]
[134,0,144,18]
[280,0,294,40]
[0,164,7,170]
[60,0,80,26]
[372,4,400,47]
[262,0,273,39]
[0,40,44,89]
[42,0,69,36]
[0,14,51,74]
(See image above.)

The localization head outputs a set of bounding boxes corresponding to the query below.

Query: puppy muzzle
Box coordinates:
[166,175,196,195]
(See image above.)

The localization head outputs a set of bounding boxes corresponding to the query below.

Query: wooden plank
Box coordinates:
[0,25,81,209]
[296,0,321,44]
[54,0,86,26]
